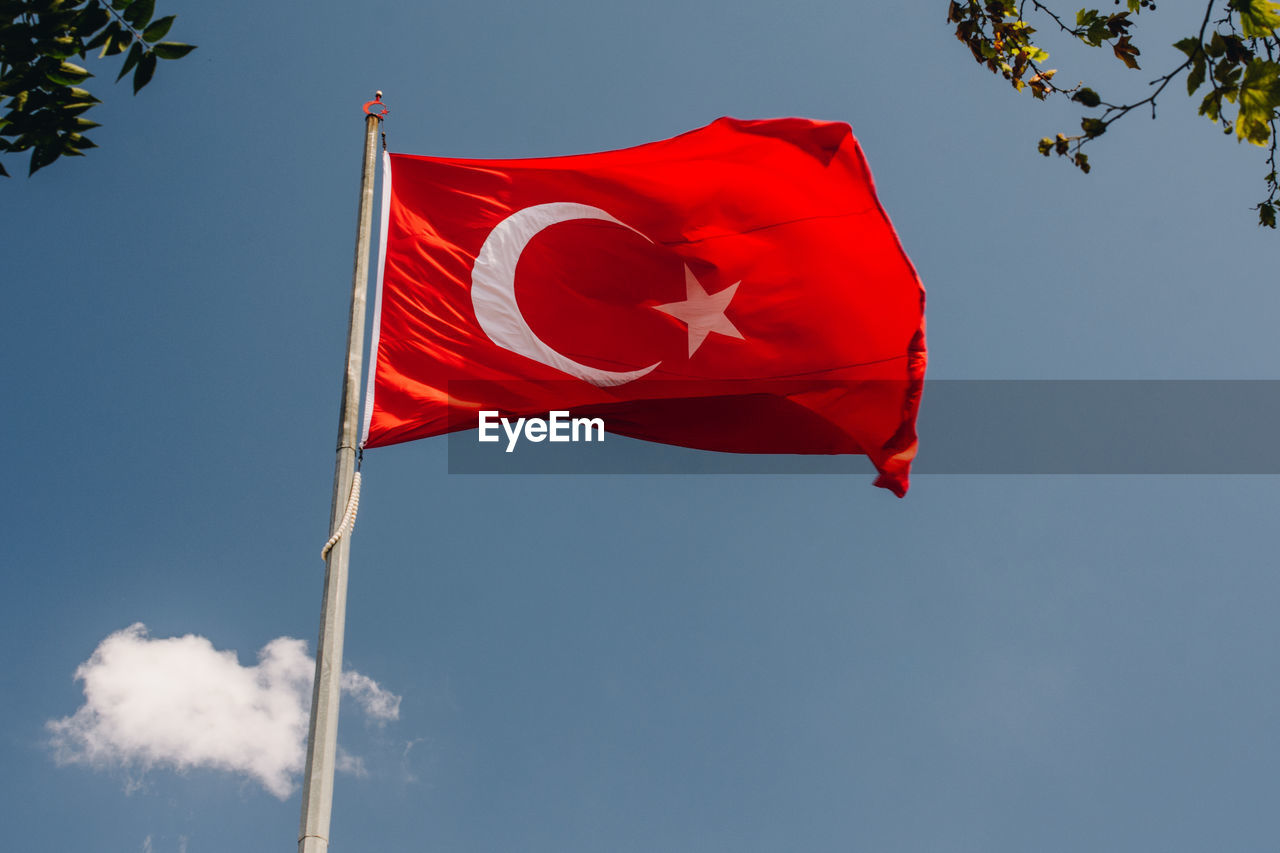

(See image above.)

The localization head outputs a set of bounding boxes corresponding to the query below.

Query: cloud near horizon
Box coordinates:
[47,623,400,798]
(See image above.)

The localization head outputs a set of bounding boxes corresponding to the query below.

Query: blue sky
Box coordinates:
[5,2,1279,851]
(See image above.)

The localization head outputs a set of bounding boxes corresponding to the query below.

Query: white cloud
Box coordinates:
[47,623,400,799]
[335,748,368,778]
[141,834,187,853]
[341,670,401,722]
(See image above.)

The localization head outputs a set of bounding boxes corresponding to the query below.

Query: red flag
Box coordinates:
[362,117,926,495]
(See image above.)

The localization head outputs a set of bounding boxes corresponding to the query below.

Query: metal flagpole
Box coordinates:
[298,92,386,853]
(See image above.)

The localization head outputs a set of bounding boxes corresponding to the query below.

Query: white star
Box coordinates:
[653,267,744,357]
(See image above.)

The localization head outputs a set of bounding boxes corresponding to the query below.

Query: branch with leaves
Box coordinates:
[0,0,195,178]
[947,0,1280,228]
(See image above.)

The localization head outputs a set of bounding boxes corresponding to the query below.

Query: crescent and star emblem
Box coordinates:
[470,202,744,388]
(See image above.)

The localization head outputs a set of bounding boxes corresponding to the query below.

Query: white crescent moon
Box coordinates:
[471,202,661,387]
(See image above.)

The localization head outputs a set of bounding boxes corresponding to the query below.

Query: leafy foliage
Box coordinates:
[1,0,195,177]
[947,0,1280,228]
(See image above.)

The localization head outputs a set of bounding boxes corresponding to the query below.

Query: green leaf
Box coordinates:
[1187,58,1206,95]
[111,0,133,9]
[1260,202,1277,228]
[123,0,154,27]
[132,51,157,93]
[47,36,79,61]
[1199,90,1222,122]
[28,142,61,175]
[1023,46,1050,63]
[142,15,175,42]
[1231,0,1280,37]
[68,87,102,104]
[1081,116,1107,137]
[1073,87,1101,107]
[1215,61,1243,94]
[1235,59,1280,144]
[78,3,111,33]
[153,42,195,60]
[102,28,132,57]
[87,22,117,51]
[46,62,92,85]
[0,161,8,177]
[117,42,143,81]
[1173,37,1200,58]
[1085,18,1111,46]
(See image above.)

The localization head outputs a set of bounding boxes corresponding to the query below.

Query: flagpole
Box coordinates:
[298,93,384,853]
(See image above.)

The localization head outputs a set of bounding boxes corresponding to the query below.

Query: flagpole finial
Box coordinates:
[363,92,389,120]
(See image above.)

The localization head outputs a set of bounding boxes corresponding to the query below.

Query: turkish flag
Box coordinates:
[362,117,926,495]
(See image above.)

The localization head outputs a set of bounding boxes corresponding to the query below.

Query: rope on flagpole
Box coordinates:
[320,471,361,561]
